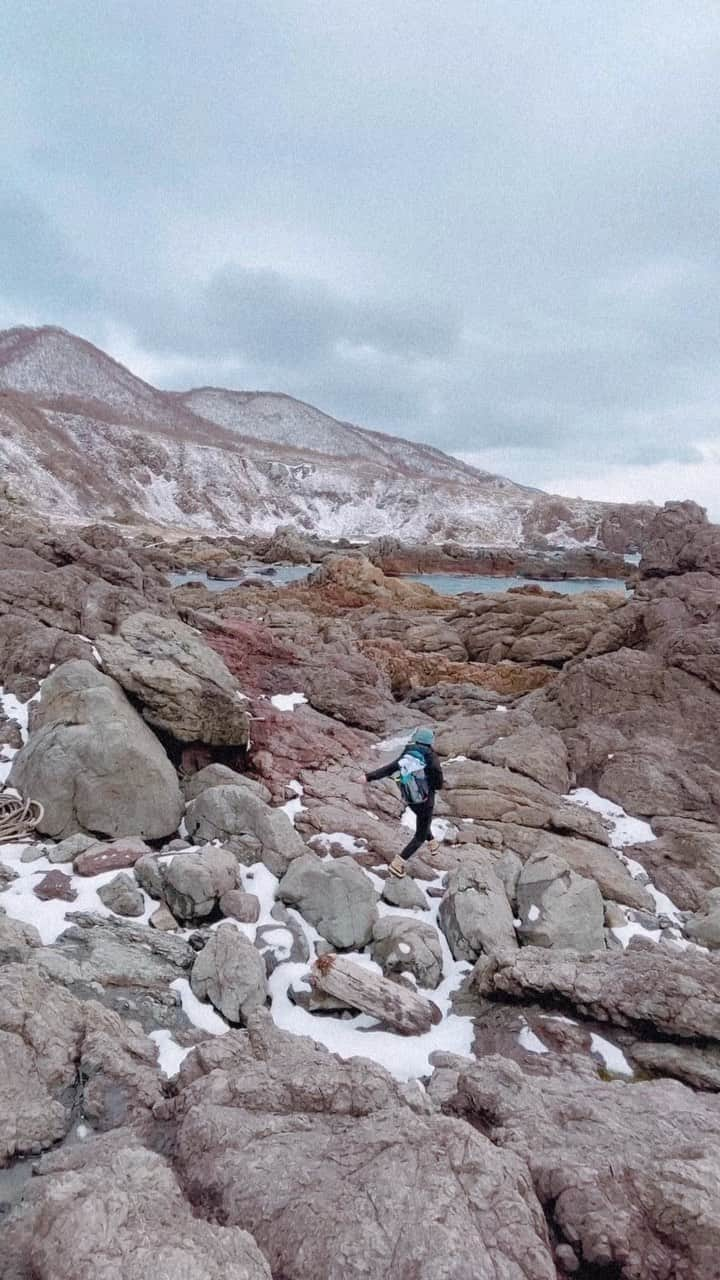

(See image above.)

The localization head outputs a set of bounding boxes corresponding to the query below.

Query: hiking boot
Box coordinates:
[389,855,406,879]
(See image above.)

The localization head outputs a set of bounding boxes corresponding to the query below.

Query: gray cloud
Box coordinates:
[1,1,720,511]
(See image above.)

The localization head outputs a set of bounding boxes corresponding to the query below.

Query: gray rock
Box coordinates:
[473,941,720,1041]
[190,923,267,1024]
[371,915,443,989]
[629,1040,720,1091]
[6,1132,272,1280]
[27,915,194,1031]
[45,833,97,864]
[0,860,17,888]
[7,660,183,840]
[134,852,164,899]
[169,1017,556,1280]
[438,858,518,962]
[278,854,378,949]
[433,1053,720,1280]
[183,763,272,805]
[186,784,308,877]
[220,889,261,923]
[161,845,238,923]
[516,852,606,951]
[96,610,250,746]
[20,843,47,863]
[97,872,145,918]
[381,874,429,910]
[0,915,42,963]
[149,903,178,932]
[686,887,720,949]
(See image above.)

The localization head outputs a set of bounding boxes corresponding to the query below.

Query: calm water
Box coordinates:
[170,566,628,596]
[407,572,628,596]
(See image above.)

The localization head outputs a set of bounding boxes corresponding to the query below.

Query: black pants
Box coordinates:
[400,797,435,861]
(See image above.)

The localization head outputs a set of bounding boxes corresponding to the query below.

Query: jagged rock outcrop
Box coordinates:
[432,1054,720,1280]
[4,1132,272,1280]
[190,923,267,1023]
[472,941,720,1040]
[165,1016,557,1280]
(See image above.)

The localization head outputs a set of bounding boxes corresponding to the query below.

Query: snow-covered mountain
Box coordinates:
[0,325,651,547]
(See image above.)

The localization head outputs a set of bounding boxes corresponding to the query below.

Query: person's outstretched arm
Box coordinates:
[366,757,400,782]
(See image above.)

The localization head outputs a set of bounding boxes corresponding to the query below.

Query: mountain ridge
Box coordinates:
[0,324,653,548]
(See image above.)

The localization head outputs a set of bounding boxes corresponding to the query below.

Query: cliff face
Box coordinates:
[0,325,655,547]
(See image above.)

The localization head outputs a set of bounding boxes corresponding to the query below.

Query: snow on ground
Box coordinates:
[270,692,307,712]
[565,786,685,935]
[150,1029,192,1077]
[279,780,305,824]
[0,840,158,944]
[309,832,367,855]
[518,1024,549,1055]
[590,1032,634,1077]
[170,978,229,1036]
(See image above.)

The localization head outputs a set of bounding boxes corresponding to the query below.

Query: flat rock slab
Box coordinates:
[74,837,152,876]
[33,870,77,902]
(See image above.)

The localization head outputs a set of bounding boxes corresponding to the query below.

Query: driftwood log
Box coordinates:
[311,953,441,1036]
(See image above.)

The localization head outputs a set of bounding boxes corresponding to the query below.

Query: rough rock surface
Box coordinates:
[97,610,250,745]
[473,941,720,1040]
[97,871,145,918]
[8,660,183,840]
[186,784,308,876]
[5,1132,272,1280]
[516,852,606,951]
[685,888,720,949]
[167,1016,556,1280]
[439,859,518,962]
[0,964,162,1166]
[190,923,268,1023]
[278,854,378,949]
[371,915,443,989]
[434,1053,720,1280]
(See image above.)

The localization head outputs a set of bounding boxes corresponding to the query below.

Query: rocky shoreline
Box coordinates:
[1,498,719,1278]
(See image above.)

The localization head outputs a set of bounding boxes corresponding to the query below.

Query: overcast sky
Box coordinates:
[2,1,720,513]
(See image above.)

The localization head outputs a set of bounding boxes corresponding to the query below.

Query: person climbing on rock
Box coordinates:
[365,726,444,878]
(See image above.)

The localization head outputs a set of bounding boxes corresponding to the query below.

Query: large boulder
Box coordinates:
[190,923,267,1024]
[96,610,250,746]
[278,854,378,949]
[371,916,443,989]
[438,858,518,962]
[185,784,308,877]
[8,660,184,840]
[516,852,606,951]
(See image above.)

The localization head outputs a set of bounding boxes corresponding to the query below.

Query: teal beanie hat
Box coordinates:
[411,726,435,746]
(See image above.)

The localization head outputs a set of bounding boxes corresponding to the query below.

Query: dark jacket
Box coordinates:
[366,743,444,798]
